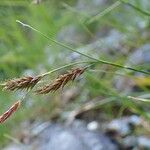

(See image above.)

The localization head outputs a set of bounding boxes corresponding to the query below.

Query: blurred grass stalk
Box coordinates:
[16,20,150,75]
[87,0,121,24]
[128,96,150,103]
[87,0,150,25]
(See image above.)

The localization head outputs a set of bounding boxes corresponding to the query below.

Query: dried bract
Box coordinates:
[0,100,21,124]
[3,76,42,91]
[36,68,85,94]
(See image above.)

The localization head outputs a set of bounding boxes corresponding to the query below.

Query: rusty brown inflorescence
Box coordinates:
[0,100,21,124]
[36,68,85,94]
[2,76,42,91]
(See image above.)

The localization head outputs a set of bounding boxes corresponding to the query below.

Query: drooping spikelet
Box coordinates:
[36,68,85,94]
[2,76,42,91]
[0,100,21,124]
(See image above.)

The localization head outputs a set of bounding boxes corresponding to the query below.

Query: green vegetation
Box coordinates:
[0,0,149,147]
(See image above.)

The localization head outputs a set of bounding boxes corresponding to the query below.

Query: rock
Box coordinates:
[138,136,150,149]
[3,122,118,150]
[43,124,118,150]
[122,136,138,149]
[106,115,141,136]
[128,115,141,126]
[107,119,130,136]
[87,121,99,131]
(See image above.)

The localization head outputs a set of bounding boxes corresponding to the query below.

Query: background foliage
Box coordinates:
[0,0,149,147]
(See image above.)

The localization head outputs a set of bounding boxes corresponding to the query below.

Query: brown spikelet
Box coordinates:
[0,100,21,124]
[2,76,42,91]
[36,68,85,94]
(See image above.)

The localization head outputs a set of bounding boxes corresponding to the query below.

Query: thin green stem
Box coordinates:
[16,20,150,75]
[0,61,96,87]
[87,1,121,24]
[120,0,150,16]
[41,61,97,77]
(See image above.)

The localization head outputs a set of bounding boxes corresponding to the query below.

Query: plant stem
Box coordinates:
[41,61,97,77]
[16,20,150,75]
[120,0,150,16]
[0,61,95,87]
[128,96,150,103]
[87,1,121,24]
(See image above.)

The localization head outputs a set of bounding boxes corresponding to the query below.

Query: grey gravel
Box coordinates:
[3,123,118,150]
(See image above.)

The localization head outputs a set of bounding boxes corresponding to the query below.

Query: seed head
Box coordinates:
[0,100,21,124]
[36,68,85,94]
[2,76,42,91]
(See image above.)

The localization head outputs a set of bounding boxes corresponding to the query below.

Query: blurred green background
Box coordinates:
[0,0,150,147]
